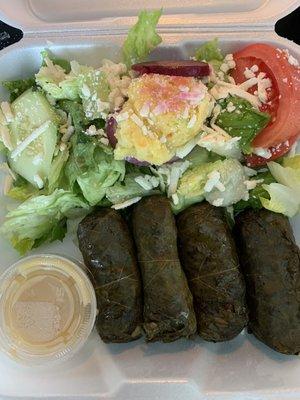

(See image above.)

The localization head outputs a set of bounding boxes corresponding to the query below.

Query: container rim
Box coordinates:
[0,0,299,35]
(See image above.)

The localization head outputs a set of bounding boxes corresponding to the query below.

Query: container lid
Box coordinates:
[0,0,298,35]
[0,254,97,366]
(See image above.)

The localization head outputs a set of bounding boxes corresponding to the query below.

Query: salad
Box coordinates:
[0,9,299,254]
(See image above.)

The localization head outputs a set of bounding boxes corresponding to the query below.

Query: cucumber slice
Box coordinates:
[8,89,59,188]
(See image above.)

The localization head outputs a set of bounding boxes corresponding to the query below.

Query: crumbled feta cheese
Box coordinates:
[212,198,224,207]
[250,65,259,73]
[219,54,236,75]
[182,106,189,119]
[115,112,129,123]
[226,101,236,113]
[244,179,264,191]
[154,161,190,197]
[140,103,150,117]
[244,166,257,177]
[179,86,190,93]
[242,192,250,201]
[288,54,299,66]
[204,171,221,193]
[160,136,167,143]
[112,196,141,210]
[253,147,272,159]
[33,174,44,189]
[131,114,144,128]
[187,114,197,129]
[85,125,97,136]
[200,126,242,159]
[59,142,67,152]
[134,175,159,191]
[81,83,91,98]
[210,81,261,109]
[172,193,179,205]
[100,137,109,146]
[244,67,256,79]
[100,59,131,111]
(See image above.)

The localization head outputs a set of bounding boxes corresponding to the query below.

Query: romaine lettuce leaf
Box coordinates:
[6,175,39,202]
[195,38,224,72]
[36,51,88,101]
[216,96,271,153]
[260,183,299,218]
[233,172,275,214]
[122,9,162,67]
[65,137,125,205]
[47,148,69,192]
[2,78,35,102]
[41,50,71,73]
[259,157,300,217]
[58,99,89,141]
[0,189,89,254]
[106,173,159,205]
[79,70,110,119]
[268,159,300,196]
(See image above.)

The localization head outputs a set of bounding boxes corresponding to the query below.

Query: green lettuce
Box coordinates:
[41,50,71,73]
[79,70,110,119]
[260,183,299,218]
[233,172,275,214]
[216,96,271,153]
[0,189,89,254]
[195,38,224,72]
[175,158,248,213]
[36,51,86,101]
[122,9,162,67]
[58,100,89,141]
[65,137,125,206]
[106,173,159,205]
[260,157,300,217]
[47,148,70,192]
[6,175,39,202]
[2,78,35,102]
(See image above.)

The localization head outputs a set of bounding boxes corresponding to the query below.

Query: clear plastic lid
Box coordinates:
[0,254,97,366]
[0,0,298,34]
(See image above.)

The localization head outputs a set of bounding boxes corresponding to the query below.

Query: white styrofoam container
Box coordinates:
[0,1,299,399]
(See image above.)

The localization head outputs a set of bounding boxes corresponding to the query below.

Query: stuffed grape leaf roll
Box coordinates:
[77,208,142,343]
[132,195,197,342]
[177,203,248,342]
[235,209,300,355]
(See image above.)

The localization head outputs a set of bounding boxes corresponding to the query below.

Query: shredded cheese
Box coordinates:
[10,120,51,160]
[112,196,141,210]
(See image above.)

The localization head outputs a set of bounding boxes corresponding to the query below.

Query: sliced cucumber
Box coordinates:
[8,89,59,188]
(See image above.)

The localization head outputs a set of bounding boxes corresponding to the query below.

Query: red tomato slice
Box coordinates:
[245,136,298,167]
[232,44,300,148]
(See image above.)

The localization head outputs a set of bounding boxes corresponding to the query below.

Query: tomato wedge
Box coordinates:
[245,136,298,167]
[232,44,300,148]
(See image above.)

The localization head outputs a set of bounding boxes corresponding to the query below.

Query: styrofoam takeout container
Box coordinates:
[0,0,299,398]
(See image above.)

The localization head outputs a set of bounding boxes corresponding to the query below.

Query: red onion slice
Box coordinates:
[125,157,150,166]
[132,60,210,78]
[106,116,117,148]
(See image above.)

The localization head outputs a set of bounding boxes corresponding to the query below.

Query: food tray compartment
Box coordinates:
[0,31,299,400]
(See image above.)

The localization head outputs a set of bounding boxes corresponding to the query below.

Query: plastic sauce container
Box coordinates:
[0,254,97,366]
